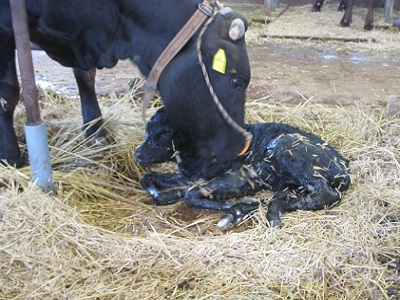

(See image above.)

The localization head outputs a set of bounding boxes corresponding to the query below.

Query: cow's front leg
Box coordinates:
[0,107,23,168]
[73,68,109,144]
[266,181,342,228]
[0,38,24,168]
[141,171,190,205]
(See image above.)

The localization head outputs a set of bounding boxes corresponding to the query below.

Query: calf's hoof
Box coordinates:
[217,214,235,230]
[151,191,182,206]
[267,218,281,228]
[140,172,159,190]
[217,201,259,230]
[266,206,282,228]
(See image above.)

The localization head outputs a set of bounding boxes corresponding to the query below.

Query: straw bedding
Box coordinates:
[1,4,400,299]
[1,87,399,299]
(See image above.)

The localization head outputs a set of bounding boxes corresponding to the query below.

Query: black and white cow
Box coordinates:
[312,0,376,30]
[0,0,250,169]
[135,108,351,228]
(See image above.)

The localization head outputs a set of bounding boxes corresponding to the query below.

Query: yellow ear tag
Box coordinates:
[228,68,237,73]
[212,48,226,74]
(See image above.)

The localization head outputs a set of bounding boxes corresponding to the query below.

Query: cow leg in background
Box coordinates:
[266,181,342,228]
[312,0,347,12]
[0,34,23,168]
[73,68,107,140]
[140,171,191,205]
[338,0,347,11]
[364,0,375,30]
[340,0,355,26]
[312,0,325,12]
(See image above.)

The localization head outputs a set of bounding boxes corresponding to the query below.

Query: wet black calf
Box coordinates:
[135,108,351,228]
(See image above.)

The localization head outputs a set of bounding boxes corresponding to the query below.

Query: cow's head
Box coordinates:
[158,7,251,165]
[135,108,175,166]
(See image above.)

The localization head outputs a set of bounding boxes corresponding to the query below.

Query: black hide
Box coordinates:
[135,108,351,228]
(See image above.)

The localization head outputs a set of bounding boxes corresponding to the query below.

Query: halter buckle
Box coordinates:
[198,3,214,17]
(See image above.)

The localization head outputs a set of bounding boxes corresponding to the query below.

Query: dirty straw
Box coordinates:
[1,81,399,299]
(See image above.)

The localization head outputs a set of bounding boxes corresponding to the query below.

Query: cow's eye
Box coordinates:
[231,78,245,92]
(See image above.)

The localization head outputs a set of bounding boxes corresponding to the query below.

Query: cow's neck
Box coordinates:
[119,0,201,76]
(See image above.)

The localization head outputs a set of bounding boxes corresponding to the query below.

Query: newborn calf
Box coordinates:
[135,108,351,228]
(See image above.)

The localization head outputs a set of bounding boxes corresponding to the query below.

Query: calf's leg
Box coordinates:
[141,171,191,205]
[185,187,260,229]
[184,166,265,224]
[266,180,342,228]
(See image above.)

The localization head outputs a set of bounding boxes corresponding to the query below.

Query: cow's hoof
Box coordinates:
[364,23,373,31]
[84,132,115,162]
[340,20,351,27]
[86,132,115,148]
[311,6,321,12]
[1,156,25,169]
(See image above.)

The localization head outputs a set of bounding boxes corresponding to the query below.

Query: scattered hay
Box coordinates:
[1,82,399,299]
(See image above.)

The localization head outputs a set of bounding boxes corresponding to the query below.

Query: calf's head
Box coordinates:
[135,108,175,166]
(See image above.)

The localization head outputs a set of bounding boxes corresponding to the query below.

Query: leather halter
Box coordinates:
[141,0,216,120]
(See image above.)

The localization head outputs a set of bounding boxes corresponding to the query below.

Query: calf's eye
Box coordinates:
[159,130,172,140]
